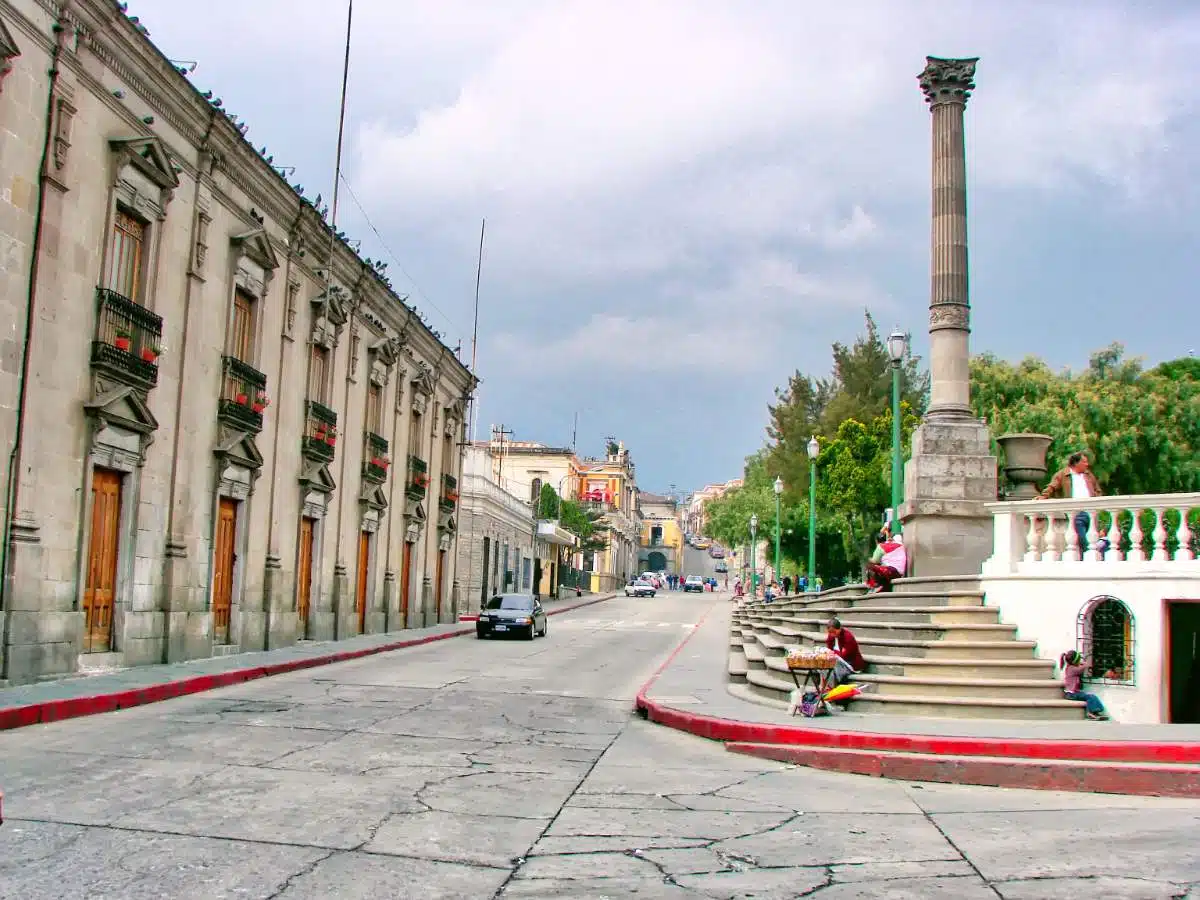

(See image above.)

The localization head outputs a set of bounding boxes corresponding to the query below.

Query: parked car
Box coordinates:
[683,575,705,593]
[476,593,547,640]
[625,579,656,598]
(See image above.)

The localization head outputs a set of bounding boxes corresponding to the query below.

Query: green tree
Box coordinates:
[559,499,609,554]
[536,482,561,519]
[971,345,1200,496]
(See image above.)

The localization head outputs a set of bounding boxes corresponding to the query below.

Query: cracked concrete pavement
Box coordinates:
[1,592,1198,899]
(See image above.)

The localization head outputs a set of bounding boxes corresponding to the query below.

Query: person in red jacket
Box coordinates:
[825,617,866,688]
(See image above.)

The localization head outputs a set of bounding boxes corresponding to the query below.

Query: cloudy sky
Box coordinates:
[137,0,1200,494]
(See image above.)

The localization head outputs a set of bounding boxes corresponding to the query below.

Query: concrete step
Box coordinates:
[851,693,1085,721]
[853,673,1066,701]
[829,606,1001,625]
[781,628,1038,660]
[848,591,986,609]
[892,576,983,595]
[727,679,789,711]
[868,656,1057,680]
[745,667,800,704]
[728,648,749,683]
[742,642,767,669]
[770,617,1018,643]
[726,743,1200,798]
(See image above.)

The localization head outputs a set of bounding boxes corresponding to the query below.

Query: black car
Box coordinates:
[477,593,547,640]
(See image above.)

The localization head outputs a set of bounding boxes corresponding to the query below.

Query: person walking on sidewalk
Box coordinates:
[1059,650,1111,720]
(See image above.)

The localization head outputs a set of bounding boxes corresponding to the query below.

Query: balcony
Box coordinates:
[217,355,268,433]
[363,431,390,483]
[406,455,428,500]
[440,473,459,512]
[90,287,164,389]
[302,400,338,463]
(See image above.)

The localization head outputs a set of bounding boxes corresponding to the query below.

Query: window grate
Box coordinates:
[1076,595,1135,685]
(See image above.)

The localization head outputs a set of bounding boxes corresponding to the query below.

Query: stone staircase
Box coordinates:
[729,577,1086,720]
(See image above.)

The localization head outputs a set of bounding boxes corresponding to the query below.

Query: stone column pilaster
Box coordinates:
[920,56,977,420]
[898,56,998,579]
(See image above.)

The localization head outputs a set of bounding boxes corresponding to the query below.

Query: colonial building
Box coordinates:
[684,478,742,537]
[484,437,582,510]
[578,442,640,590]
[0,0,473,684]
[638,492,683,574]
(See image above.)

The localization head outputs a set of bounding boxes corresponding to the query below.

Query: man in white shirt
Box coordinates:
[1038,452,1107,554]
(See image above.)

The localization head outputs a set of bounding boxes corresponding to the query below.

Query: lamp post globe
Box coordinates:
[772,477,783,588]
[806,436,819,591]
[886,329,907,534]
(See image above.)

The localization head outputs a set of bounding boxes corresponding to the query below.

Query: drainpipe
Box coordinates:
[1,12,69,651]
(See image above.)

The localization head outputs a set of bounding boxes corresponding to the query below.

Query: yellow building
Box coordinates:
[638,493,683,574]
[576,442,640,590]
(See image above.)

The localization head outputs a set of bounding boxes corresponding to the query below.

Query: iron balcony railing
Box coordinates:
[363,431,390,483]
[218,355,268,432]
[440,472,458,511]
[407,455,428,500]
[90,287,164,387]
[302,400,338,462]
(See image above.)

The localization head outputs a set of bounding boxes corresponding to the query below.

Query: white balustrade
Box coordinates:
[985,493,1200,574]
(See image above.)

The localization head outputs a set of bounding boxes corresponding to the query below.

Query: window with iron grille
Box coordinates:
[1076,595,1135,685]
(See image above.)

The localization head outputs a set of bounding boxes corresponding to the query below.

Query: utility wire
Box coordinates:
[338,173,463,341]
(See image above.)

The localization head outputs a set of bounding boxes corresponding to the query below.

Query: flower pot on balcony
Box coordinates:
[997,433,1053,500]
[114,336,131,352]
[326,436,336,447]
[140,347,158,362]
[234,393,247,405]
[252,402,266,413]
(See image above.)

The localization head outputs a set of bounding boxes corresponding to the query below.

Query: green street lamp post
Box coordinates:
[887,329,908,534]
[806,436,819,592]
[773,476,783,585]
[749,514,758,597]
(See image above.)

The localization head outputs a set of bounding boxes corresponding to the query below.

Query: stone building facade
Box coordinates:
[456,445,536,610]
[0,0,472,684]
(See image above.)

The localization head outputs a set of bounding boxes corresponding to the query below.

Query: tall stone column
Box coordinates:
[898,56,998,578]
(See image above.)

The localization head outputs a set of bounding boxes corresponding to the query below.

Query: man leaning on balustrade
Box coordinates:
[1037,452,1110,554]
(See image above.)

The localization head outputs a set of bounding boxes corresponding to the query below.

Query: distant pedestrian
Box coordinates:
[782,575,792,595]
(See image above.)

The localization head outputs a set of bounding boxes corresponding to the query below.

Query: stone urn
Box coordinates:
[996,433,1053,500]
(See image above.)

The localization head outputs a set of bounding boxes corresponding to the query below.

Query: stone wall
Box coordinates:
[0,0,472,684]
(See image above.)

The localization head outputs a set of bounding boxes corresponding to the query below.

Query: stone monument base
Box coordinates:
[898,417,998,579]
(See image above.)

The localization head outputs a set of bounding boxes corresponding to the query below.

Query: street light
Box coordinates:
[773,477,783,587]
[806,436,819,592]
[749,514,759,597]
[886,329,908,535]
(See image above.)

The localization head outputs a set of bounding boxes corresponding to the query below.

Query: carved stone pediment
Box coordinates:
[0,19,19,89]
[84,384,159,436]
[312,285,349,327]
[406,497,427,523]
[232,227,279,271]
[299,461,336,495]
[214,426,264,473]
[370,336,401,367]
[360,483,388,511]
[109,136,180,191]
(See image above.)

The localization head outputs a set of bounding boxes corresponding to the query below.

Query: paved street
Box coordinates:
[1,592,1198,899]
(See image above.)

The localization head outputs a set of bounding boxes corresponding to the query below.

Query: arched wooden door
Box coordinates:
[356,531,370,634]
[212,499,237,644]
[296,517,315,636]
[400,542,413,627]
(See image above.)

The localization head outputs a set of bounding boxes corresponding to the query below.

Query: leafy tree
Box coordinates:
[971,345,1200,496]
[559,498,609,554]
[536,482,561,519]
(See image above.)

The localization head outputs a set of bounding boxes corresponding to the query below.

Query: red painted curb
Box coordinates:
[633,604,1200,782]
[0,592,616,733]
[726,741,1200,798]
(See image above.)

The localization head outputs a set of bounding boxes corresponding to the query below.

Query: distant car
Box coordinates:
[710,547,725,559]
[695,540,711,550]
[714,562,728,573]
[684,575,705,593]
[625,579,656,598]
[476,593,547,640]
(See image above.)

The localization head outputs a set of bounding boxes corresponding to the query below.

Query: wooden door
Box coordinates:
[83,468,123,653]
[435,549,446,622]
[400,542,413,626]
[212,498,237,644]
[356,531,370,634]
[296,517,315,635]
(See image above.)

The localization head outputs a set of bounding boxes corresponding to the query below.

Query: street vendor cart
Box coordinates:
[786,648,837,717]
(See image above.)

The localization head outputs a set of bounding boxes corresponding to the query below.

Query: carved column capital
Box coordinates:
[918,56,978,107]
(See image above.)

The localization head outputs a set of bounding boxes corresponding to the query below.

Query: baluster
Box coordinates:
[1039,513,1058,561]
[1085,511,1102,562]
[1176,507,1194,562]
[1106,507,1124,562]
[1152,508,1169,561]
[1063,510,1081,562]
[1023,513,1040,562]
[1127,508,1146,562]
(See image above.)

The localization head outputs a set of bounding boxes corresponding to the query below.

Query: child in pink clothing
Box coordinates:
[1060,650,1110,721]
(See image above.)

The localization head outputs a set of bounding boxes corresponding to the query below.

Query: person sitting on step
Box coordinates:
[865,529,906,593]
[1059,650,1111,721]
[825,617,866,689]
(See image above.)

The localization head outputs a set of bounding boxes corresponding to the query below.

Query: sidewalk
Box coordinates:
[0,591,617,732]
[636,600,1200,797]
